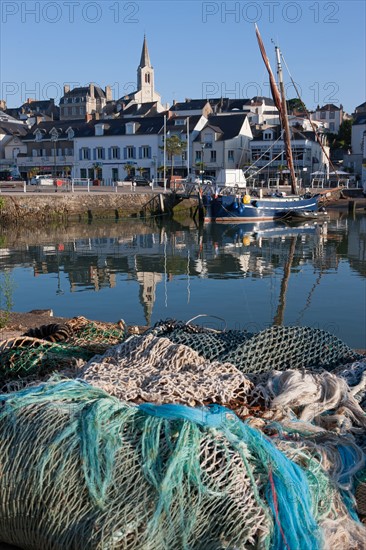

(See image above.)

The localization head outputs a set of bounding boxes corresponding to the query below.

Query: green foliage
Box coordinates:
[160,135,187,178]
[0,270,15,328]
[287,98,306,113]
[338,119,352,148]
[124,163,134,176]
[328,119,353,150]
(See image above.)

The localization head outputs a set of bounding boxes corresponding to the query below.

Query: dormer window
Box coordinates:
[126,122,136,135]
[95,124,105,136]
[263,131,273,140]
[67,128,74,139]
[175,119,185,126]
[35,130,42,142]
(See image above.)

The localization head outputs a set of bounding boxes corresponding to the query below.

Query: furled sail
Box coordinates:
[255,24,297,194]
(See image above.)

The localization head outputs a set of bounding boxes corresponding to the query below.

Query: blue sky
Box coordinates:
[1,0,365,113]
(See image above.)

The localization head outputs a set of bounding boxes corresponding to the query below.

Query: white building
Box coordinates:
[344,111,366,185]
[74,118,163,183]
[310,104,345,134]
[0,112,28,170]
[249,125,329,186]
[73,114,207,183]
[192,114,253,179]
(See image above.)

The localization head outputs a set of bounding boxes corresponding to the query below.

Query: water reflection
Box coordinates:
[0,213,365,347]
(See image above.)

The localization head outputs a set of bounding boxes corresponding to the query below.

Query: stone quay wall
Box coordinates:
[0,192,160,224]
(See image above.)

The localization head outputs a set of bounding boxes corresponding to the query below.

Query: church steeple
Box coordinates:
[136,35,160,103]
[139,35,151,68]
[132,36,161,105]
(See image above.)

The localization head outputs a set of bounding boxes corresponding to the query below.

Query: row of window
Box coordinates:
[195,150,235,162]
[319,111,336,119]
[32,148,73,157]
[62,106,85,116]
[79,146,153,161]
[78,148,237,163]
[252,147,309,162]
[63,97,86,104]
[35,130,74,142]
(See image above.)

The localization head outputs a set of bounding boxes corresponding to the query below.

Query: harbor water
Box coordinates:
[0,212,365,349]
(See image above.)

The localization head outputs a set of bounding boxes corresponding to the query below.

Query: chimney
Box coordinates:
[89,83,95,98]
[64,85,70,94]
[0,99,6,110]
[36,115,43,124]
[85,113,93,122]
[105,85,112,101]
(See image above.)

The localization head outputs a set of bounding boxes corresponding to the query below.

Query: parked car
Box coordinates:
[124,175,150,186]
[30,175,54,185]
[0,170,17,181]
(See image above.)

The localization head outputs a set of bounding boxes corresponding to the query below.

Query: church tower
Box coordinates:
[135,36,161,104]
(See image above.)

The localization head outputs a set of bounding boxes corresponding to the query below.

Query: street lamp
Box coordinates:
[51,131,59,178]
[200,143,205,187]
[152,155,157,187]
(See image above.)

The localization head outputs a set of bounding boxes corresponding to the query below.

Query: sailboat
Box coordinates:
[202,26,321,223]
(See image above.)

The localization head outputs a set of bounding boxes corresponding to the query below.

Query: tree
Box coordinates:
[287,98,306,114]
[327,119,353,150]
[160,135,187,179]
[92,163,102,181]
[337,119,352,149]
[123,163,134,177]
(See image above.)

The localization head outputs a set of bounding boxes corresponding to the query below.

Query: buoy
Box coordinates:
[243,194,251,204]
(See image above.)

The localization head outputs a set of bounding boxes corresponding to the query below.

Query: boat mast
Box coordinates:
[275,46,297,195]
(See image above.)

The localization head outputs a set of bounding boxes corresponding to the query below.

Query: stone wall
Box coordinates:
[0,193,155,224]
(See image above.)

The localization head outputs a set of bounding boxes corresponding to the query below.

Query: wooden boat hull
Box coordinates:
[202,194,319,223]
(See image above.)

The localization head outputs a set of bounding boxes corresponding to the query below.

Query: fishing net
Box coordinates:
[355,469,366,518]
[2,379,364,550]
[0,317,128,385]
[0,336,90,384]
[149,320,362,374]
[81,333,253,408]
[65,316,128,354]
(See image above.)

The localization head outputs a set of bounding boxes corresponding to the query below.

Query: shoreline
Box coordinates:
[1,310,365,355]
[0,310,148,341]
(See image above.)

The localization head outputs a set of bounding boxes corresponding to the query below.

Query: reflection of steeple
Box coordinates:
[136,271,162,325]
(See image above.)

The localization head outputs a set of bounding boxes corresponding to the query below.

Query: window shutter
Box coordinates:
[108,147,112,160]
[148,146,151,158]
[139,147,143,159]
[93,148,96,160]
[116,147,120,159]
[101,148,105,160]
[124,147,127,159]
[79,149,83,160]
[133,147,136,159]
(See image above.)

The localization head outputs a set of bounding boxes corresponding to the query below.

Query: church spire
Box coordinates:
[139,35,151,68]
